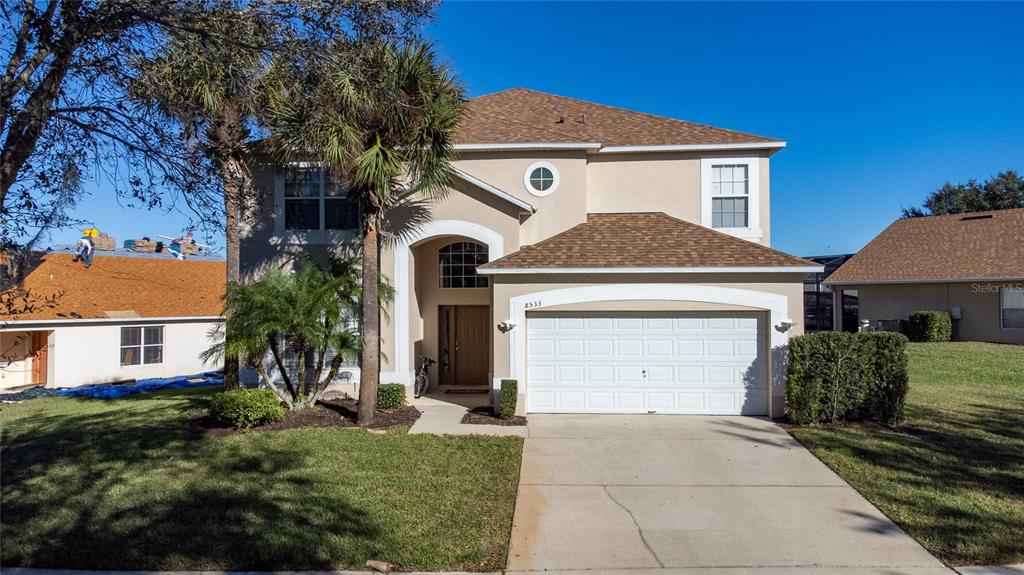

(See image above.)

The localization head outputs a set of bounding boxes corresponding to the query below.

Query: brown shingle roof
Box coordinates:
[4,252,225,321]
[460,88,780,147]
[827,208,1024,284]
[478,213,815,271]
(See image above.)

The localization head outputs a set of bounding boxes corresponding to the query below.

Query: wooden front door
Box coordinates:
[438,305,490,386]
[30,331,48,385]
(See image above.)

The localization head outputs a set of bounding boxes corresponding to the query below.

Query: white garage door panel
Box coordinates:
[526,314,766,415]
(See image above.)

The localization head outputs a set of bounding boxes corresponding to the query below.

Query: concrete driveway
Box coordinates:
[507,415,950,575]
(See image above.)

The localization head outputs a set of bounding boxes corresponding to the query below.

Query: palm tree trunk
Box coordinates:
[222,162,242,390]
[357,217,381,426]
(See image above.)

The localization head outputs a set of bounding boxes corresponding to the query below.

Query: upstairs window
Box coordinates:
[282,167,359,231]
[524,161,560,196]
[439,242,489,288]
[1002,287,1024,329]
[711,164,749,228]
[121,326,163,366]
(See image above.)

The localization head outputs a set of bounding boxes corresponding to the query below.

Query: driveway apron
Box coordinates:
[506,414,950,574]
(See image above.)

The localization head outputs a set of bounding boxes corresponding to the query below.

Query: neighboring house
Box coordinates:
[0,248,225,389]
[242,88,822,417]
[827,208,1024,344]
[801,254,858,333]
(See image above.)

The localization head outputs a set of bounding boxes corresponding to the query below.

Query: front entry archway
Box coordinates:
[388,220,505,390]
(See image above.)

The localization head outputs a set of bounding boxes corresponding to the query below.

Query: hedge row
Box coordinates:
[787,331,909,426]
[908,310,952,342]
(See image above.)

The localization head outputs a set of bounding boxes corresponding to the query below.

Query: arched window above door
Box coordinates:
[439,241,489,288]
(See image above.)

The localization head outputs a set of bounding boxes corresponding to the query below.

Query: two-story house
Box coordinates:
[241,88,821,417]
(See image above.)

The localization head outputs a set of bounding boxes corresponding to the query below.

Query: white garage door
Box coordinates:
[526,313,766,415]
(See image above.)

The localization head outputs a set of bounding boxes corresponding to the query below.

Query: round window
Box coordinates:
[523,161,560,196]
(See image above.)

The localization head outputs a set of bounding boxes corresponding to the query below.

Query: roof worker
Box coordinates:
[72,228,97,268]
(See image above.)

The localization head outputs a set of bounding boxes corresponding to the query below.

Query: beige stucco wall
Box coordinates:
[586,152,702,222]
[585,152,771,246]
[856,282,1024,345]
[239,162,359,280]
[454,151,588,245]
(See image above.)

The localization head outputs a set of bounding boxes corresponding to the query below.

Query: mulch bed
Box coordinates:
[461,406,527,426]
[190,397,421,436]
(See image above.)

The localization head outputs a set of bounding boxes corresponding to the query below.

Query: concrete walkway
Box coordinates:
[507,414,951,574]
[408,394,528,437]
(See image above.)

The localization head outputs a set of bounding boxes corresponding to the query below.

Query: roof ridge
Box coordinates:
[897,206,1024,222]
[481,212,816,270]
[479,219,592,269]
[478,87,780,143]
[640,211,819,266]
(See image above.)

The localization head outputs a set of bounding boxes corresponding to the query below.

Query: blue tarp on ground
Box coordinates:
[54,371,224,399]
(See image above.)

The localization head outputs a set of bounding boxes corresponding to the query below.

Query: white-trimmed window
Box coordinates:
[711,164,749,228]
[1001,287,1024,329]
[700,156,761,241]
[121,326,163,366]
[439,241,489,288]
[524,161,560,196]
[279,166,359,232]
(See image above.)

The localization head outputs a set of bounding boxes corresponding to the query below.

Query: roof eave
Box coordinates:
[827,276,1024,286]
[478,265,823,275]
[452,168,536,214]
[0,315,225,328]
[454,141,787,154]
[596,142,787,154]
[454,142,601,152]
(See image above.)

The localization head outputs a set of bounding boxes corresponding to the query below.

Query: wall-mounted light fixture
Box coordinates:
[497,320,516,333]
[777,318,796,333]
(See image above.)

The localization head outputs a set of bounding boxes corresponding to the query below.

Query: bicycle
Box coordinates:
[414,354,436,398]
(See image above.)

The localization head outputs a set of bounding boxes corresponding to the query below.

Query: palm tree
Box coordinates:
[203,258,362,410]
[267,40,465,424]
[133,19,268,390]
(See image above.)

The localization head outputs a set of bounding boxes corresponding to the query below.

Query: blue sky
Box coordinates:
[71,1,1023,256]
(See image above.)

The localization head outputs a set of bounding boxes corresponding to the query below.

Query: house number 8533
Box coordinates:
[524,300,543,310]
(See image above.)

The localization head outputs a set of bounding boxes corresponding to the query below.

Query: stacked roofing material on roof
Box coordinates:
[3,251,226,321]
[48,244,224,261]
[827,208,1024,285]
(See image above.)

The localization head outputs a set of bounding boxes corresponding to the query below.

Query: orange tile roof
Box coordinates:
[4,252,225,321]
[460,88,780,147]
[827,208,1024,284]
[479,213,815,271]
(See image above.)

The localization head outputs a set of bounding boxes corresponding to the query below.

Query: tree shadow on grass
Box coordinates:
[793,397,1024,565]
[1,393,383,570]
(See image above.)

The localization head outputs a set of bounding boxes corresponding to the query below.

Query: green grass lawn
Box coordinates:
[789,342,1024,567]
[0,388,523,570]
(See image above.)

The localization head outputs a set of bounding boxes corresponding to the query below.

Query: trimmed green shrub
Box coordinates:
[377,383,406,409]
[859,332,910,425]
[786,331,909,425]
[908,310,952,342]
[209,389,285,430]
[786,332,868,424]
[499,379,518,420]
